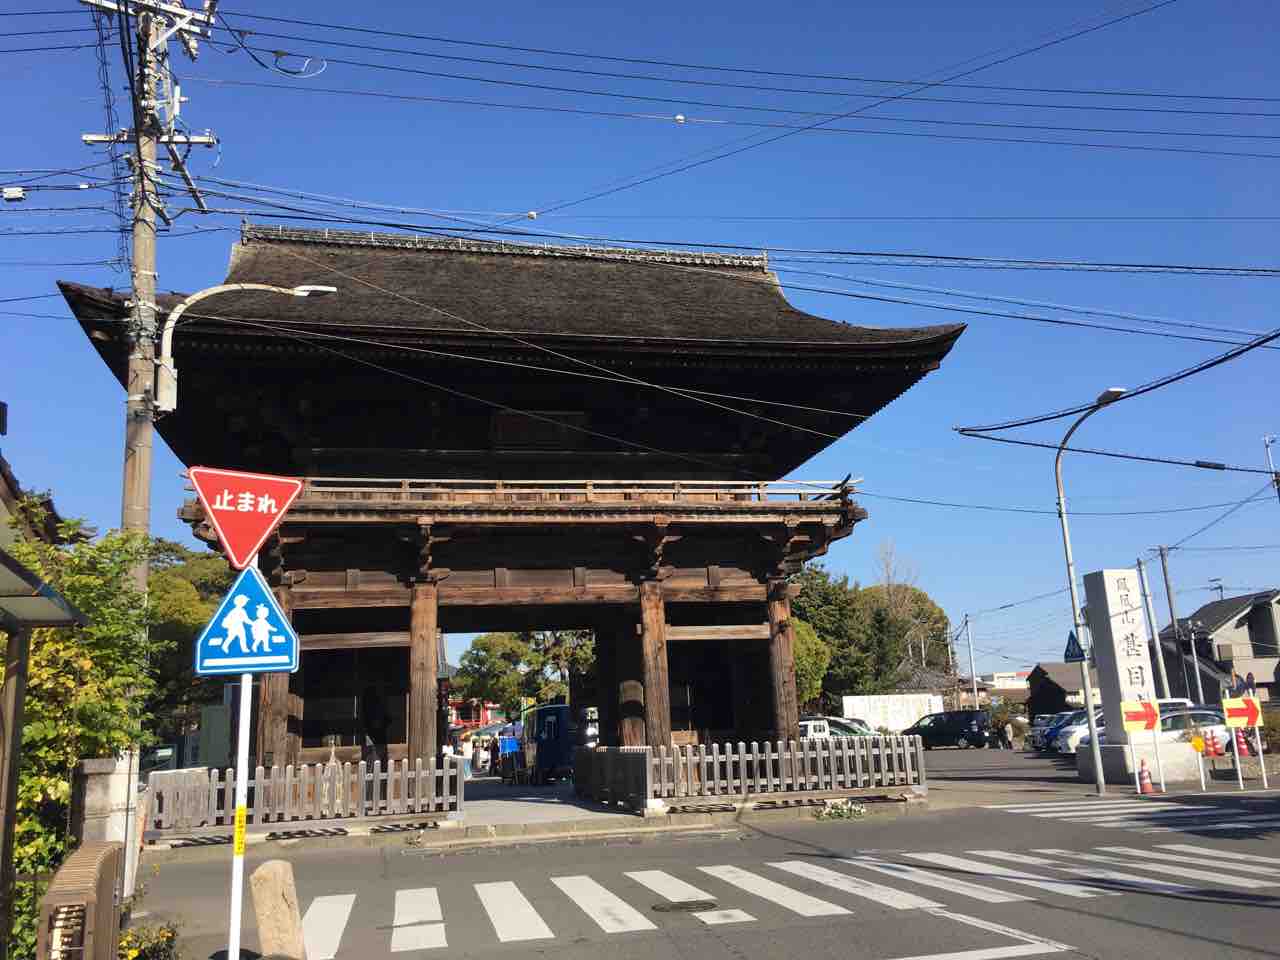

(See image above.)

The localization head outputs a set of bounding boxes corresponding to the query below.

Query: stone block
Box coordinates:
[250,860,307,960]
[1076,741,1202,785]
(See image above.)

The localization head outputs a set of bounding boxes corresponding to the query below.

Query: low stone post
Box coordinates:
[70,751,141,898]
[250,859,307,960]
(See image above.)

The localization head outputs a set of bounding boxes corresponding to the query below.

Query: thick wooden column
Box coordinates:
[256,587,293,768]
[639,581,672,748]
[616,615,646,747]
[407,582,439,762]
[594,624,618,746]
[766,580,800,742]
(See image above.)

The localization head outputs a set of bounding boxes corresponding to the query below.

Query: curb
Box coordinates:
[141,794,924,865]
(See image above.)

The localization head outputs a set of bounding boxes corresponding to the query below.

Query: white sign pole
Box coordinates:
[1196,746,1205,792]
[1256,726,1269,790]
[227,670,252,960]
[1152,726,1166,793]
[1234,730,1246,791]
[226,549,259,960]
[1128,738,1139,793]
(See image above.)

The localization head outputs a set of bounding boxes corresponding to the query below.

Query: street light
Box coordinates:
[155,283,338,414]
[1056,385,1126,796]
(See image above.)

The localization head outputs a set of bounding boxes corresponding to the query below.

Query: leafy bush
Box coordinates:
[119,921,181,960]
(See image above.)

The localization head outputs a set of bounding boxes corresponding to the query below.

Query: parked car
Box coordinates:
[800,715,873,739]
[901,709,994,749]
[1078,706,1232,752]
[1041,710,1085,752]
[1027,713,1064,750]
[520,703,577,785]
[1053,710,1105,755]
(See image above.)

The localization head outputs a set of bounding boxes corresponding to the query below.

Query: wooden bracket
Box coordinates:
[630,521,683,581]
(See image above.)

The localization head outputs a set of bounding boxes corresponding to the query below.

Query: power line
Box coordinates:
[957,324,1280,434]
[855,490,1275,517]
[1169,481,1277,549]
[203,30,1280,125]
[493,1,1183,218]
[1178,544,1280,552]
[974,587,1072,616]
[184,76,1280,165]
[0,293,59,303]
[215,10,1275,104]
[957,435,1276,475]
[0,42,95,53]
[168,180,1280,276]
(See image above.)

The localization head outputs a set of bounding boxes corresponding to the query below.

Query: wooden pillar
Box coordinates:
[0,627,31,958]
[639,581,672,748]
[256,587,293,768]
[766,580,800,742]
[594,624,618,747]
[408,582,439,762]
[616,615,646,747]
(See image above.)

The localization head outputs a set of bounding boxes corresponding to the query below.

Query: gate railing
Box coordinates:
[146,756,464,839]
[576,736,925,812]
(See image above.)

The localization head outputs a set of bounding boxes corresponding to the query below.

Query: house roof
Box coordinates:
[60,224,965,352]
[1029,662,1098,694]
[1158,590,1280,641]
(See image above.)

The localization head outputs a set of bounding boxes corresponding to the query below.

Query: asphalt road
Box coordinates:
[139,749,1280,960]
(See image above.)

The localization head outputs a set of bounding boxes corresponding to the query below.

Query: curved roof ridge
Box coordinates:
[240,222,770,270]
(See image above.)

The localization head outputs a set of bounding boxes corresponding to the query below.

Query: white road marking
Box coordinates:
[393,887,442,925]
[903,853,1103,898]
[987,799,1174,812]
[1097,846,1280,877]
[1043,849,1267,887]
[1140,816,1280,834]
[474,881,555,943]
[301,894,356,960]
[977,849,1193,894]
[1159,843,1280,866]
[1031,849,1202,893]
[625,870,716,903]
[1079,808,1217,824]
[692,908,755,925]
[885,908,1074,960]
[552,875,657,933]
[390,923,447,952]
[769,861,942,910]
[837,857,1030,903]
[1031,804,1211,819]
[698,865,850,916]
[390,887,446,951]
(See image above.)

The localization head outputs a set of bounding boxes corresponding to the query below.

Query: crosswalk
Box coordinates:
[294,842,1280,958]
[984,797,1280,834]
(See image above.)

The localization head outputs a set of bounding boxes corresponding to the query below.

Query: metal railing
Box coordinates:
[298,477,857,505]
[36,842,121,960]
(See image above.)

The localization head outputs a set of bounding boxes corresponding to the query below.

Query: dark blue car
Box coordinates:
[522,704,576,785]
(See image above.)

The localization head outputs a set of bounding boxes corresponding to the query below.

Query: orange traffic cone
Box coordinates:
[1235,728,1250,759]
[1138,759,1155,795]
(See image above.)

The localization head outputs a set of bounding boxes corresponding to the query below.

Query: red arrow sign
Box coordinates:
[188,467,303,569]
[1224,697,1261,727]
[1122,700,1159,731]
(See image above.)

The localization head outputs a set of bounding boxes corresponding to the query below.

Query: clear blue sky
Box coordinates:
[2,0,1276,672]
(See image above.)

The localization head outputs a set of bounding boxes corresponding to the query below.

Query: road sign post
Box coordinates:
[1120,700,1161,794]
[1190,734,1207,791]
[1223,696,1264,792]
[190,467,301,960]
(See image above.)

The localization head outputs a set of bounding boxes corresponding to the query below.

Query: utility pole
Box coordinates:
[1266,435,1280,508]
[964,615,978,709]
[1158,546,1204,703]
[1136,557,1171,699]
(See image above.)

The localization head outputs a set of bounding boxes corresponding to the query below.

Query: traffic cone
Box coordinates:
[1235,728,1250,759]
[1138,758,1155,794]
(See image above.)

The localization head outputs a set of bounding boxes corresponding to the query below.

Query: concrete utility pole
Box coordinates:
[964,615,978,708]
[1136,557,1171,699]
[1158,545,1204,703]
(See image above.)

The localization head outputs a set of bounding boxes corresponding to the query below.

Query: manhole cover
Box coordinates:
[651,900,717,913]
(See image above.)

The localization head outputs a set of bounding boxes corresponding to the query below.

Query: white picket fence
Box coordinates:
[576,736,926,811]
[146,757,465,838]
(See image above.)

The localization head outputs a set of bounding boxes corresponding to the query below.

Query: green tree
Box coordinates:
[521,630,594,705]
[3,507,165,955]
[454,632,530,717]
[792,619,831,709]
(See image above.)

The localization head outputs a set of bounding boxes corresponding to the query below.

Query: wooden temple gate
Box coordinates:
[180,478,862,768]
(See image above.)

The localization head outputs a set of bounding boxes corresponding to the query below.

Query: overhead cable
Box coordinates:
[1169,481,1278,549]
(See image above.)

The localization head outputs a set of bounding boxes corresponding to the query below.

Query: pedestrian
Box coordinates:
[1245,671,1257,696]
[1002,720,1015,750]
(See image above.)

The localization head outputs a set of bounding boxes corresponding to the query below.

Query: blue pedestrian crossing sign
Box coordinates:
[1063,630,1086,663]
[195,567,299,676]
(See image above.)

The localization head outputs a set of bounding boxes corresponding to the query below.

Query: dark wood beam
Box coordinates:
[302,631,410,650]
[407,582,439,762]
[640,581,672,748]
[290,582,772,609]
[665,624,771,641]
[767,579,800,742]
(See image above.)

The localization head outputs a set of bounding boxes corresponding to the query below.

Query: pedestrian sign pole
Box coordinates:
[190,467,302,960]
[1223,696,1266,791]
